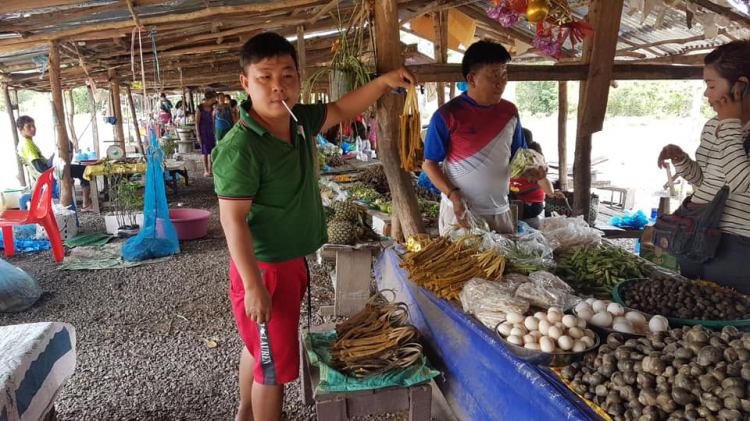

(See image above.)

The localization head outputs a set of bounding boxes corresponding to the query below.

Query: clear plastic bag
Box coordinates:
[528,271,574,294]
[460,278,530,329]
[510,148,547,178]
[319,178,349,206]
[503,230,557,274]
[539,215,602,252]
[514,271,578,310]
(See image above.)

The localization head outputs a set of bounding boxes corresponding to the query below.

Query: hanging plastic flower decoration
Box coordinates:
[487,5,520,27]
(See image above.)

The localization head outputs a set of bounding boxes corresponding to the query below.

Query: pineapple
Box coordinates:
[331,200,360,222]
[328,220,356,245]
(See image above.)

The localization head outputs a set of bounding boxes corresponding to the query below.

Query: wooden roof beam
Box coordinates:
[688,0,750,30]
[399,0,478,26]
[309,0,344,24]
[125,0,141,28]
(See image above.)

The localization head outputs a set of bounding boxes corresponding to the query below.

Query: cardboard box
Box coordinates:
[639,226,680,271]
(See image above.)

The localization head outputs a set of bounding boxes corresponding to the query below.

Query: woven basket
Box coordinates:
[545,192,599,223]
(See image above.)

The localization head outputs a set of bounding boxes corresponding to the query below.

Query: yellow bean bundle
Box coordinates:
[399,84,423,171]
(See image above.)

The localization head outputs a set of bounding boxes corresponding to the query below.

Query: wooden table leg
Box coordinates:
[333,249,373,317]
[90,175,101,214]
[408,384,432,421]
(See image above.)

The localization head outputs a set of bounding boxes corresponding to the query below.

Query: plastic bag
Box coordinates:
[319,178,349,206]
[514,271,577,310]
[460,278,530,329]
[0,258,41,312]
[609,209,649,229]
[510,148,547,178]
[121,126,180,261]
[539,215,602,252]
[503,230,557,274]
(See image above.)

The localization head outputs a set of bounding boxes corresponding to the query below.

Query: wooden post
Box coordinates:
[432,11,448,107]
[126,85,144,153]
[373,0,424,238]
[87,84,100,158]
[49,40,73,206]
[573,0,623,222]
[108,68,125,149]
[11,88,19,120]
[297,25,307,104]
[65,88,79,151]
[558,81,568,191]
[3,82,27,187]
[188,89,195,114]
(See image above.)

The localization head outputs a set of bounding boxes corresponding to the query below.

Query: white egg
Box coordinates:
[575,301,592,314]
[530,330,543,340]
[625,311,648,326]
[585,297,596,305]
[568,327,584,339]
[581,336,595,348]
[648,315,669,333]
[510,327,527,338]
[548,326,563,340]
[584,329,596,339]
[591,311,613,328]
[613,320,635,334]
[576,317,587,329]
[497,322,513,337]
[507,335,524,346]
[548,307,562,315]
[539,336,556,353]
[523,334,537,344]
[562,315,578,328]
[513,324,528,334]
[592,300,608,313]
[577,308,594,322]
[558,335,574,351]
[524,342,541,351]
[538,319,551,335]
[547,311,563,323]
[506,312,525,324]
[572,340,586,353]
[524,316,540,331]
[613,316,629,326]
[607,302,625,317]
[533,311,548,321]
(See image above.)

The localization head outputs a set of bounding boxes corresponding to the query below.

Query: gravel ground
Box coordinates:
[0,173,414,421]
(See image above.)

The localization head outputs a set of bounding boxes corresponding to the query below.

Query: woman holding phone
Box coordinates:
[657,40,750,293]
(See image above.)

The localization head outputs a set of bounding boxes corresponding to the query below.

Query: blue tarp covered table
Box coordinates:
[375,245,601,421]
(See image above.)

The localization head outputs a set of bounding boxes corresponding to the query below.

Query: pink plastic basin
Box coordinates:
[168,208,211,240]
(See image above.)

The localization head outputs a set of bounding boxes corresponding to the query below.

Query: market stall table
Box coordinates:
[375,245,603,421]
[82,160,189,213]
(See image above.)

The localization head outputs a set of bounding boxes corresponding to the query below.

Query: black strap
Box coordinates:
[304,258,312,332]
[509,184,540,199]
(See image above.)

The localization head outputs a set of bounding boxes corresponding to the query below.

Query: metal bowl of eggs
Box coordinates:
[495,308,601,367]
[572,298,670,340]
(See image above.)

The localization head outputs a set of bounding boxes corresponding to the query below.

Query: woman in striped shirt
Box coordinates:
[658,40,750,293]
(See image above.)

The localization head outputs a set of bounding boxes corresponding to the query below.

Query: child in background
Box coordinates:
[195,91,217,176]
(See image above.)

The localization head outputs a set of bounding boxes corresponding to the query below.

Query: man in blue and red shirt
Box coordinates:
[422,40,545,235]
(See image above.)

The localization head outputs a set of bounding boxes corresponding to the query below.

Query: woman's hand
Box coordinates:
[657,144,687,169]
[380,67,418,89]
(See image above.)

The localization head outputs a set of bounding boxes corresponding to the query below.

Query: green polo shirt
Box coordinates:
[212,100,328,262]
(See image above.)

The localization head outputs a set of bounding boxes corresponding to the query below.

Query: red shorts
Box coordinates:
[229,257,308,385]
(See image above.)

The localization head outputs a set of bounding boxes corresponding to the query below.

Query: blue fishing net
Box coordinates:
[121,127,179,261]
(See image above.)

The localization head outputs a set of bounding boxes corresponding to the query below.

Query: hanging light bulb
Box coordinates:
[526,0,550,22]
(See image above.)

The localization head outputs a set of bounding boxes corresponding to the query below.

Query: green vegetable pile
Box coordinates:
[348,182,384,202]
[555,246,647,298]
[418,199,439,218]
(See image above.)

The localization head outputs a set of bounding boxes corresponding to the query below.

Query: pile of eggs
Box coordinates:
[497,307,597,354]
[574,298,669,335]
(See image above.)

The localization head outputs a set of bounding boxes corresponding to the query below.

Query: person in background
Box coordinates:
[214,92,234,143]
[422,40,545,235]
[174,100,186,125]
[509,129,563,228]
[230,99,240,124]
[368,115,377,151]
[323,124,341,145]
[195,91,217,177]
[158,93,173,125]
[657,40,750,293]
[15,115,93,211]
[350,120,367,140]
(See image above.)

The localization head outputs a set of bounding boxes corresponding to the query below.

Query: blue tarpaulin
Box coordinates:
[374,245,601,421]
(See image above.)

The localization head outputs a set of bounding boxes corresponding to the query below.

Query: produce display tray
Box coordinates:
[497,332,600,368]
[612,278,750,328]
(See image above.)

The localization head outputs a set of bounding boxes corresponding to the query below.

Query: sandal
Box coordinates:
[80,205,92,213]
[203,172,210,177]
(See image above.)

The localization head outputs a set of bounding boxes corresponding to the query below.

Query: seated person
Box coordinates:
[16,115,93,211]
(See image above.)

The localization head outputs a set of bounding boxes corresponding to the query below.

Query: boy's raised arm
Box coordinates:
[321,67,417,132]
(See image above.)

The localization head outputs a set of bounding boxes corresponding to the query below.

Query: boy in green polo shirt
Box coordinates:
[211,32,415,420]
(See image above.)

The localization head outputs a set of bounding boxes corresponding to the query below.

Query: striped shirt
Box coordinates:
[674,118,750,238]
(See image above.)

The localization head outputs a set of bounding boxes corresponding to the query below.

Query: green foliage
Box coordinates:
[515,81,558,116]
[605,81,694,118]
[70,87,90,114]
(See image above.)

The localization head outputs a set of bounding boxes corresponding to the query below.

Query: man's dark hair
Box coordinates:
[461,40,512,80]
[16,115,34,130]
[240,32,298,75]
[351,121,367,139]
[160,93,166,99]
[230,99,238,108]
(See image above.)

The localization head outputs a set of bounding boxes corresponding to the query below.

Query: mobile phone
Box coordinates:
[731,80,748,98]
